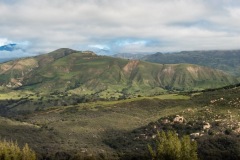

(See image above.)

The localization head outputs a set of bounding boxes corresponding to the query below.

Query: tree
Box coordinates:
[22,143,36,160]
[148,130,198,160]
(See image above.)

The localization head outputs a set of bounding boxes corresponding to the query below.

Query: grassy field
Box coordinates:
[0,90,36,100]
[0,93,192,159]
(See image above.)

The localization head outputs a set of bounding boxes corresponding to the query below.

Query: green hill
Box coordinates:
[142,50,240,77]
[0,48,238,98]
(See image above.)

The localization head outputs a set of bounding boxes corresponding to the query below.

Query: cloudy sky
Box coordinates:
[1,0,240,58]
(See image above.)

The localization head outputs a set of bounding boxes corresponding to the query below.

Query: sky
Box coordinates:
[1,0,240,58]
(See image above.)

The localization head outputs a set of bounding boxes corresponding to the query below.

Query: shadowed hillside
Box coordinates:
[142,50,240,77]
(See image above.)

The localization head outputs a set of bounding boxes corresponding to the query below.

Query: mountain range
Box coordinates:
[0,48,238,98]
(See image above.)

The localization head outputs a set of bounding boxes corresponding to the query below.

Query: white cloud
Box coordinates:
[0,0,240,57]
[0,38,11,46]
[88,44,110,50]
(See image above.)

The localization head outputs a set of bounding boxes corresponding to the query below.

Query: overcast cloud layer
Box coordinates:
[1,0,240,57]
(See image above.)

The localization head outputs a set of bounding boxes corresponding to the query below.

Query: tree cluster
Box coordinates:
[148,130,198,160]
[0,140,36,160]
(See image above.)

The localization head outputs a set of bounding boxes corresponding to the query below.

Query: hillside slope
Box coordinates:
[104,84,240,159]
[142,50,240,77]
[0,48,238,97]
[1,84,240,159]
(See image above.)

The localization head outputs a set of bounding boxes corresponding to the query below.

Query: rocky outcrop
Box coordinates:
[203,122,211,130]
[173,115,185,123]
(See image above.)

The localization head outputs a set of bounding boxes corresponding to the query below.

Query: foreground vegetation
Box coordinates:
[0,140,36,160]
[0,84,239,159]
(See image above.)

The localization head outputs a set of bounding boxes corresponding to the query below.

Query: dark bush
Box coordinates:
[197,135,240,160]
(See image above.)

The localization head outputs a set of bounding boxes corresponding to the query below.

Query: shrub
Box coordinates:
[197,135,240,160]
[225,128,233,135]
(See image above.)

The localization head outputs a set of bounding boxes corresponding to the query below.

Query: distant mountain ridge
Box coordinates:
[0,58,16,63]
[142,50,240,77]
[113,52,149,60]
[0,43,17,51]
[0,48,238,98]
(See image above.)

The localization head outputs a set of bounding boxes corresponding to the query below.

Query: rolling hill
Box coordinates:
[0,48,239,98]
[142,50,240,77]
